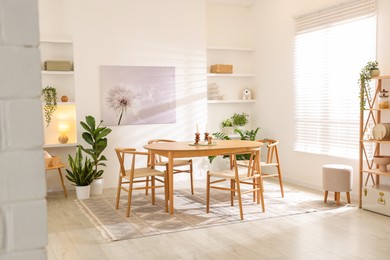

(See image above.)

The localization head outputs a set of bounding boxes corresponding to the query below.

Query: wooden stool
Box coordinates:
[46,163,68,198]
[322,164,353,205]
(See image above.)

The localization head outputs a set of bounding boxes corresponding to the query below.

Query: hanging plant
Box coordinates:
[359,61,379,111]
[42,86,57,126]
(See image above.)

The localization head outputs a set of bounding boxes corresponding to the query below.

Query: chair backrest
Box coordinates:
[257,139,279,164]
[115,147,136,178]
[232,149,258,177]
[147,139,176,165]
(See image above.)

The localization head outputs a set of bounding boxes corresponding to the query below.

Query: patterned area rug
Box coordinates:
[76,181,342,241]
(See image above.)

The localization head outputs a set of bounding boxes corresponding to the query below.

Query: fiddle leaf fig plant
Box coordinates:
[42,86,57,126]
[79,115,112,180]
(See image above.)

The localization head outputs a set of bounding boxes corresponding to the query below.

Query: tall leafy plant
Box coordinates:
[79,115,112,179]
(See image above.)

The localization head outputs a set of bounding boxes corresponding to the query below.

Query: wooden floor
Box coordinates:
[47,181,390,260]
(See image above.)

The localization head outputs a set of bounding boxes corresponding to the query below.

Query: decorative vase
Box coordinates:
[61,95,69,102]
[370,69,380,77]
[90,178,104,195]
[75,185,90,200]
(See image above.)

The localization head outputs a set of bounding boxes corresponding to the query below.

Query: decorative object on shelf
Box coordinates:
[378,90,389,109]
[231,112,249,129]
[42,86,57,126]
[210,64,233,74]
[57,120,70,144]
[242,88,252,100]
[66,146,95,200]
[44,60,72,71]
[61,95,69,102]
[208,83,222,100]
[79,115,112,195]
[372,123,390,140]
[359,61,379,110]
[373,155,390,172]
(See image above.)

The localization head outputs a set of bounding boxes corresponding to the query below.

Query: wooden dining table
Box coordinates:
[144,139,262,214]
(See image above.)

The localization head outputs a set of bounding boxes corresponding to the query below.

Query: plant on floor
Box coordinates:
[79,115,112,180]
[66,146,95,186]
[359,61,379,110]
[42,86,57,126]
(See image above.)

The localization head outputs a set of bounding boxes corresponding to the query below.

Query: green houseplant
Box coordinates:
[42,86,57,126]
[79,115,112,194]
[359,61,380,110]
[221,118,234,134]
[231,112,249,128]
[66,146,95,199]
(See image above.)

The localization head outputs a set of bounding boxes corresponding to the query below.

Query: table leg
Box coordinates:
[168,152,174,215]
[57,168,68,198]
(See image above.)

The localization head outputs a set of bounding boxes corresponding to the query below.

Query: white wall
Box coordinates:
[0,0,47,259]
[39,0,207,190]
[252,0,390,199]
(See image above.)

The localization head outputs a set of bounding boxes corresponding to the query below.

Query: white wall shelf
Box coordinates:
[207,46,255,52]
[207,73,255,77]
[41,71,74,75]
[43,143,78,148]
[208,100,255,104]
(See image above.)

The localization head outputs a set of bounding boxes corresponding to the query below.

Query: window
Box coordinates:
[294,0,376,159]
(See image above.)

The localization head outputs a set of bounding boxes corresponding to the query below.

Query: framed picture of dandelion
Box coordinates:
[100,66,176,126]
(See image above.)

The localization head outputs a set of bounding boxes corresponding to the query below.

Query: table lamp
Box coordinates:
[58,120,70,144]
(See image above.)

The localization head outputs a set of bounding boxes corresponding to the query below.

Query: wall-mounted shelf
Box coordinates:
[207,73,255,77]
[207,46,255,52]
[208,100,256,104]
[43,143,78,148]
[41,71,74,75]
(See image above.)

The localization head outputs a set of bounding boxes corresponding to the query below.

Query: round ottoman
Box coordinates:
[322,164,353,205]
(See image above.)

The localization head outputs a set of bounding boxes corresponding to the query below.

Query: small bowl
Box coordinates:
[374,155,390,172]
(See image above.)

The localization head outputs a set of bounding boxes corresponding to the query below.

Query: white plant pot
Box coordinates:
[90,178,104,195]
[222,127,234,135]
[75,185,91,200]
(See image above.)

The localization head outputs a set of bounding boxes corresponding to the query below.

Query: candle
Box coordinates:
[206,123,208,133]
[196,124,199,133]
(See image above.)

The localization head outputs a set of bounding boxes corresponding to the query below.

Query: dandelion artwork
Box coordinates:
[100,66,176,126]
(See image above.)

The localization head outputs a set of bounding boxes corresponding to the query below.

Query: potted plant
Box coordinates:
[221,118,234,135]
[359,61,380,110]
[42,86,57,126]
[66,146,95,199]
[79,115,112,195]
[231,112,249,130]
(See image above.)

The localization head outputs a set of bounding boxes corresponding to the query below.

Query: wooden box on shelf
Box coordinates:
[210,64,233,74]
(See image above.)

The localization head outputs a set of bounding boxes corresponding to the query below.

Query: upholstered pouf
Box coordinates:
[322,164,353,205]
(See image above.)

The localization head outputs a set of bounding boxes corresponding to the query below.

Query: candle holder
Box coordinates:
[207,136,213,145]
[204,132,209,142]
[195,133,200,144]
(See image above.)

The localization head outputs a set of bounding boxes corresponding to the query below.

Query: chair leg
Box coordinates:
[346,192,351,204]
[277,164,284,198]
[126,180,134,217]
[164,175,168,212]
[145,176,149,195]
[235,177,244,220]
[116,177,122,209]
[189,161,194,195]
[230,179,234,206]
[206,172,210,213]
[324,191,328,203]
[258,177,265,212]
[151,176,156,205]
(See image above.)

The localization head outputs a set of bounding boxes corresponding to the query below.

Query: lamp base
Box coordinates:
[58,134,69,144]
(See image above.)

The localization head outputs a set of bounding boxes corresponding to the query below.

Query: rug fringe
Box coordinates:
[75,199,117,241]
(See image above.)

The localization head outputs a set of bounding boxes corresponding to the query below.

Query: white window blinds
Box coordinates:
[294,0,376,159]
